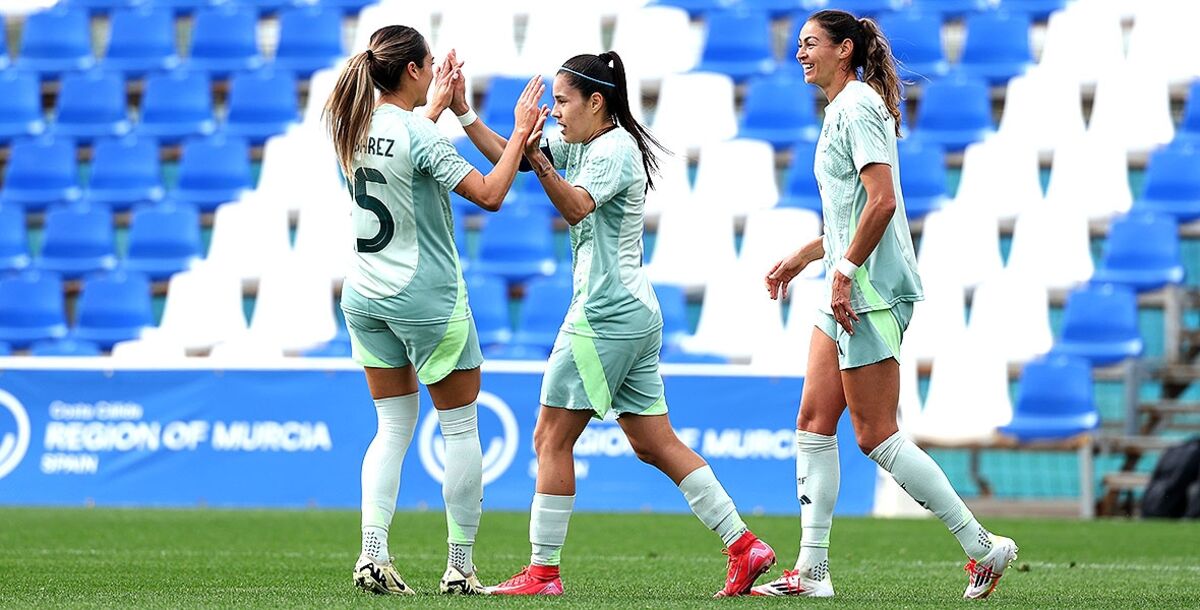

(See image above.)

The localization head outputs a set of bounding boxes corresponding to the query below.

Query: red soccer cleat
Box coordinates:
[487,564,564,596]
[713,531,776,597]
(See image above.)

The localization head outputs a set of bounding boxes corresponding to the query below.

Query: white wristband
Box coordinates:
[835,257,859,278]
[456,108,478,127]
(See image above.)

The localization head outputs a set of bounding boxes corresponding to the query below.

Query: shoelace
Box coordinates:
[499,567,532,588]
[964,559,997,587]
[780,569,802,592]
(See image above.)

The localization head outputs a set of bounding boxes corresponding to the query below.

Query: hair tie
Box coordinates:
[559,66,614,87]
[365,49,375,61]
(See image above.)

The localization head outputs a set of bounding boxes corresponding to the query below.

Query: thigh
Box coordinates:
[612,333,667,418]
[533,404,593,449]
[841,357,900,451]
[426,367,481,411]
[363,366,419,400]
[798,324,847,435]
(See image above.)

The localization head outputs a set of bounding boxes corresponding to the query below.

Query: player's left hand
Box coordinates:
[524,106,551,155]
[830,271,858,334]
[430,50,463,115]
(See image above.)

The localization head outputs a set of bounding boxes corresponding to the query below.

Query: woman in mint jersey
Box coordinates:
[322,24,547,596]
[444,51,776,597]
[755,9,1017,600]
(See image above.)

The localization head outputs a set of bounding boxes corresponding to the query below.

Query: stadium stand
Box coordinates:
[737,73,819,148]
[72,270,154,349]
[103,7,180,76]
[136,70,218,143]
[35,203,118,279]
[0,71,45,143]
[86,136,166,209]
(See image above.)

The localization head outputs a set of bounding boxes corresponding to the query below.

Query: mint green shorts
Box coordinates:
[817,302,914,370]
[540,330,669,420]
[343,307,484,385]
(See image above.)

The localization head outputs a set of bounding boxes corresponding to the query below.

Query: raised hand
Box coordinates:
[428,52,458,114]
[524,106,551,155]
[512,75,546,137]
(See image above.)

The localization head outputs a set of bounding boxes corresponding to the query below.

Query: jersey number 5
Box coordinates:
[353,167,393,253]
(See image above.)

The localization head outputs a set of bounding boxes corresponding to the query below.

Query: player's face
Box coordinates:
[414,50,434,106]
[796,21,843,87]
[551,74,589,143]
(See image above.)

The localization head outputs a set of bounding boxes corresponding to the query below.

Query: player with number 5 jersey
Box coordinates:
[322,25,548,597]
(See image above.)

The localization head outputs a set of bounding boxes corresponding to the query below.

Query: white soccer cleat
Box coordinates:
[963,534,1019,600]
[750,562,835,597]
[353,554,416,595]
[439,565,489,595]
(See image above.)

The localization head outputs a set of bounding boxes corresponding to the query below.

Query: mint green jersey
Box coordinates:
[545,129,663,339]
[341,104,474,324]
[815,80,924,314]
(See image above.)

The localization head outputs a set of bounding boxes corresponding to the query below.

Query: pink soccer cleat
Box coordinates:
[713,531,776,597]
[487,564,564,596]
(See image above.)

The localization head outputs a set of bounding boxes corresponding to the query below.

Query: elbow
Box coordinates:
[479,195,504,212]
[874,196,897,218]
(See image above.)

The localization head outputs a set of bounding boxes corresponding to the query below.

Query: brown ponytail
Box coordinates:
[322,25,428,179]
[809,10,904,137]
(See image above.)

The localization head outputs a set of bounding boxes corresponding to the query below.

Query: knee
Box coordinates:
[854,428,894,456]
[627,437,662,467]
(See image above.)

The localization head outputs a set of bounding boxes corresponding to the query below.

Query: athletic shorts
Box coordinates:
[343,305,484,385]
[817,302,914,370]
[539,330,669,420]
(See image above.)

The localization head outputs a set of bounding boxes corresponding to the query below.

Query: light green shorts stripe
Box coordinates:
[420,281,472,384]
[541,329,668,420]
[343,297,483,385]
[817,302,913,370]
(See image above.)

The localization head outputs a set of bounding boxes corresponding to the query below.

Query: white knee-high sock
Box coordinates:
[437,402,483,574]
[529,493,574,567]
[678,465,748,546]
[868,431,992,560]
[361,393,419,563]
[795,430,839,574]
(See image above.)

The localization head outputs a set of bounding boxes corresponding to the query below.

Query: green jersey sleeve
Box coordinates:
[410,117,474,192]
[844,110,891,173]
[545,135,571,171]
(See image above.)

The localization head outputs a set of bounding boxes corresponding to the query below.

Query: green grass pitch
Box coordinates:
[1,508,1198,608]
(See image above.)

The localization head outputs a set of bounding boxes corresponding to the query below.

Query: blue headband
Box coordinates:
[559,66,615,88]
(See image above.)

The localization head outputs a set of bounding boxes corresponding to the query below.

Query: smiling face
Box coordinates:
[411,49,434,107]
[796,20,852,89]
[552,73,607,144]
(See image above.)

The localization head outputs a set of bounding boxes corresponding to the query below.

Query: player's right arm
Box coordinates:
[452,76,549,211]
[765,236,824,300]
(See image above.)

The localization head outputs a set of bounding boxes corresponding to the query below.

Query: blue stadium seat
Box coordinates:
[0,270,68,349]
[0,342,9,356]
[911,73,993,151]
[999,0,1067,20]
[17,7,96,77]
[137,70,217,144]
[507,274,573,357]
[504,173,560,217]
[742,0,804,18]
[142,0,222,14]
[103,7,181,76]
[73,270,154,349]
[466,273,513,349]
[481,76,554,140]
[0,205,31,272]
[30,338,103,356]
[239,0,297,13]
[310,0,378,13]
[274,5,344,77]
[0,14,8,70]
[54,70,132,141]
[1136,144,1200,222]
[1001,354,1097,441]
[908,0,989,18]
[958,11,1033,85]
[655,283,690,348]
[305,337,353,357]
[36,204,118,279]
[123,202,202,280]
[473,207,557,282]
[63,0,144,9]
[801,0,901,16]
[738,74,819,148]
[661,346,727,363]
[223,70,299,144]
[87,137,166,210]
[777,140,821,212]
[187,6,264,76]
[1180,80,1200,144]
[696,10,777,82]
[877,11,947,81]
[1091,212,1185,292]
[1053,283,1142,366]
[0,71,47,143]
[897,139,947,219]
[174,136,252,211]
[0,137,82,212]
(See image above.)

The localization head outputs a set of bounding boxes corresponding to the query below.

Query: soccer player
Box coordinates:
[322,25,547,595]
[446,51,776,597]
[751,10,1018,600]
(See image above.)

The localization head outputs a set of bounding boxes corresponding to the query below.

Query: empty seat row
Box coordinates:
[0,68,299,145]
[9,5,342,78]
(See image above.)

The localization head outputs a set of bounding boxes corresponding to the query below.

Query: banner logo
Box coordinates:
[0,389,31,480]
[418,391,518,486]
